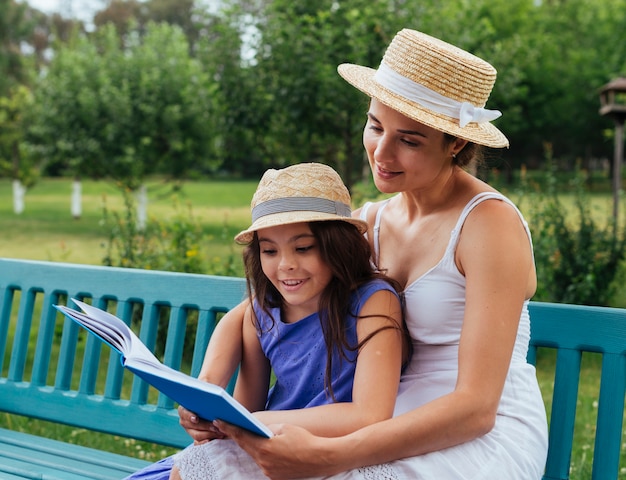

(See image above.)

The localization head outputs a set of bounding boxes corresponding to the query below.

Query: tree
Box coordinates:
[26,23,221,220]
[12,0,626,184]
[233,0,408,186]
[0,85,36,214]
[93,0,202,51]
[0,0,37,96]
[193,1,269,178]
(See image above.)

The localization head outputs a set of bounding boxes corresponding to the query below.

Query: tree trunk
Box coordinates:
[71,179,82,219]
[12,179,25,214]
[136,184,148,230]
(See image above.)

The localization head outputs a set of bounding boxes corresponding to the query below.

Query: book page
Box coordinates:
[71,298,161,365]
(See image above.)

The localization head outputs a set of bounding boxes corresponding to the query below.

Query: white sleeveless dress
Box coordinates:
[332,192,548,479]
[173,192,548,480]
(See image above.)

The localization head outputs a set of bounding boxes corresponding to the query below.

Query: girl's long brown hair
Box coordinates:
[243,220,408,400]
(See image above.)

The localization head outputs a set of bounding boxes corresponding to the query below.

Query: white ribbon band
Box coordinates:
[374,63,502,128]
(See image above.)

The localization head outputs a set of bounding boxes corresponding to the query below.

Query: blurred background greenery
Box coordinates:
[2,0,625,189]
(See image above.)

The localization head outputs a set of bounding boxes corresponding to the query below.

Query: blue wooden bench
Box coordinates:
[0,258,246,479]
[1,258,625,479]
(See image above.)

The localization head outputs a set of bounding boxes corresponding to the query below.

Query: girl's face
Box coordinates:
[362,99,460,194]
[257,222,333,322]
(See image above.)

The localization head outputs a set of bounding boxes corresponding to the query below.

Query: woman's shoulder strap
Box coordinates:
[359,199,391,266]
[451,191,533,252]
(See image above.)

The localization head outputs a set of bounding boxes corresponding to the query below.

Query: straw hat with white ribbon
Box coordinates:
[338,29,509,148]
[235,163,367,244]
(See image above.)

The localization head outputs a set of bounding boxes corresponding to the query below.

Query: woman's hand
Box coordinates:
[214,420,343,480]
[178,406,227,444]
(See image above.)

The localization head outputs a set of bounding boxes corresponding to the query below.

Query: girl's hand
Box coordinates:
[178,406,228,444]
[214,420,341,480]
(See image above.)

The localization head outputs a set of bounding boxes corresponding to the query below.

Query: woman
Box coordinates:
[211,29,549,479]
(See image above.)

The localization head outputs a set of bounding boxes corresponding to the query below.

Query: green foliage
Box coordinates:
[203,0,626,182]
[25,22,220,189]
[0,85,40,186]
[5,0,625,182]
[526,148,626,306]
[215,0,409,185]
[101,188,238,276]
[192,6,267,178]
[0,0,36,95]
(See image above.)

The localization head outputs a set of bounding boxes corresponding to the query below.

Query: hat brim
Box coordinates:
[338,64,509,149]
[235,211,369,244]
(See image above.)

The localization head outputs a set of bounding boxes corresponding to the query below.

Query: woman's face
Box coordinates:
[363,99,457,194]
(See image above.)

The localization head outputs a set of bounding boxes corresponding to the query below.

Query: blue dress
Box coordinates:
[124,279,398,480]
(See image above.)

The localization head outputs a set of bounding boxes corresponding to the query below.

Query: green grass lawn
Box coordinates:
[1,176,625,478]
[0,177,256,267]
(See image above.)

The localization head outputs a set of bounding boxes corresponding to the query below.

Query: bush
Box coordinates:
[525,148,626,306]
[102,190,202,273]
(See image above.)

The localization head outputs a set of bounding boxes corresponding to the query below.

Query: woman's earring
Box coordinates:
[452,153,457,159]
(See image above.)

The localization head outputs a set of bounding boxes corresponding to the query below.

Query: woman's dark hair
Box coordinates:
[242,220,407,400]
[443,133,483,168]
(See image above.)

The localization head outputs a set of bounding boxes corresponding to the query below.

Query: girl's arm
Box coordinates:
[179,298,249,443]
[216,200,534,477]
[232,303,272,412]
[196,299,249,387]
[252,288,404,437]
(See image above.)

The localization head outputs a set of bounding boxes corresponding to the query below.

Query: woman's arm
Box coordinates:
[216,200,534,477]
[252,288,404,437]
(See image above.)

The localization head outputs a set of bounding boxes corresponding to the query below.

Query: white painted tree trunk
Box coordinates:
[136,184,148,230]
[12,179,25,214]
[71,180,82,219]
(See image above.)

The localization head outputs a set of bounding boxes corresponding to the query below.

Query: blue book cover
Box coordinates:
[54,298,273,438]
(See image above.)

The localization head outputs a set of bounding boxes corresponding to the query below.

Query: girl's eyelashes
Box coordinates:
[260,245,315,255]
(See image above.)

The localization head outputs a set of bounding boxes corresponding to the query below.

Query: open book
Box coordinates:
[54,298,273,438]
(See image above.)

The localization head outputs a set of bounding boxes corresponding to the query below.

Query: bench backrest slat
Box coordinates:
[594,353,626,478]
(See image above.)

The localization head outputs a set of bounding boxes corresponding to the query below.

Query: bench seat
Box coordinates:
[0,428,150,479]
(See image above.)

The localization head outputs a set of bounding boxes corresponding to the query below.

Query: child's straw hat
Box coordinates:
[235,163,368,244]
[338,29,509,148]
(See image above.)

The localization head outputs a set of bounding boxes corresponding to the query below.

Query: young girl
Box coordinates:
[169,162,406,479]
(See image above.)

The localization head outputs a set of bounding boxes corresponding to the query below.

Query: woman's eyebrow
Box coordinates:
[367,112,427,138]
[398,128,427,138]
